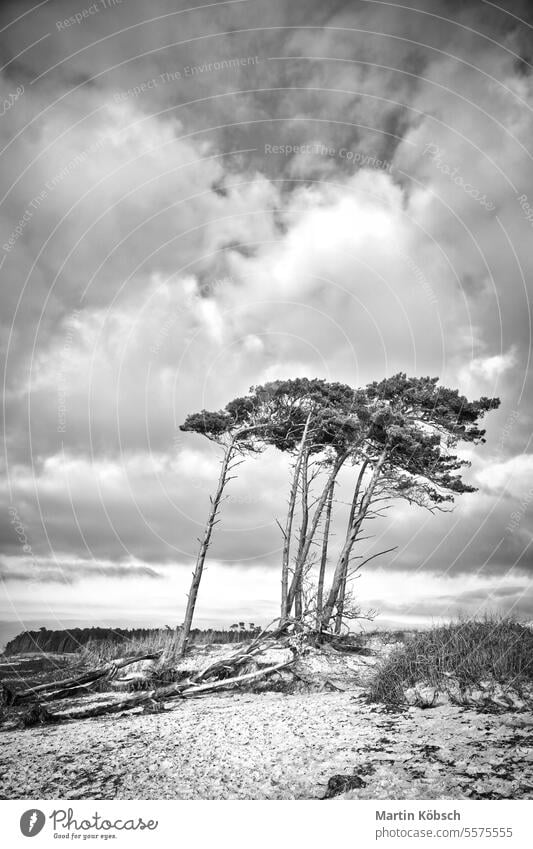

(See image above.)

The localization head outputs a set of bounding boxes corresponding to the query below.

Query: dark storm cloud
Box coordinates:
[363,575,533,621]
[441,584,530,603]
[0,556,163,583]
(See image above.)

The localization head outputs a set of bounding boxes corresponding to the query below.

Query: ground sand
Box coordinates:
[1,689,532,800]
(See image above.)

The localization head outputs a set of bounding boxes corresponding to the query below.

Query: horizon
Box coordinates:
[3,607,531,653]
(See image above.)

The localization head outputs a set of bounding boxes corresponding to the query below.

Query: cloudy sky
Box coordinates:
[1,0,532,646]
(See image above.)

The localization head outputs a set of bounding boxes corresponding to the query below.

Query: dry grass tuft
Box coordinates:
[369,617,533,705]
[79,630,178,666]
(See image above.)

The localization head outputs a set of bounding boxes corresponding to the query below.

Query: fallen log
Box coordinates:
[53,680,193,720]
[9,652,163,705]
[7,622,291,707]
[192,640,290,683]
[181,658,294,697]
[1,625,301,726]
[51,658,294,721]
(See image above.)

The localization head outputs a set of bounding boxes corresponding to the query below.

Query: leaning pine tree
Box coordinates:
[177,373,499,646]
[245,378,367,621]
[320,374,500,630]
[175,397,267,656]
[175,386,316,651]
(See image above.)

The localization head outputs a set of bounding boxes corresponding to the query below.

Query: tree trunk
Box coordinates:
[293,579,302,620]
[293,450,310,620]
[334,575,346,634]
[287,451,349,612]
[334,460,368,634]
[176,438,237,656]
[321,448,388,629]
[280,413,311,621]
[316,481,334,630]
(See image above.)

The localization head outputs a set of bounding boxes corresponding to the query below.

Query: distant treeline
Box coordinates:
[3,625,261,655]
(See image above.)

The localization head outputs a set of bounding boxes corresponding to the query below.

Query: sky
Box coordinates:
[0,0,532,647]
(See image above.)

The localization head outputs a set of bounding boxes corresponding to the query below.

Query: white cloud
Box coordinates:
[476,454,533,499]
[457,348,517,395]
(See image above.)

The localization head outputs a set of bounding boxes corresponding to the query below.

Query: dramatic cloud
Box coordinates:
[1,0,532,643]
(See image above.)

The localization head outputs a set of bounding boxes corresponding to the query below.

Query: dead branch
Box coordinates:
[39,658,295,722]
[8,652,163,705]
[1,621,300,725]
[180,658,294,697]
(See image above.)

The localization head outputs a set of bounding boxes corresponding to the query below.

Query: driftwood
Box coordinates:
[2,628,298,725]
[182,658,294,696]
[194,641,291,683]
[45,658,295,721]
[53,681,193,720]
[7,652,163,705]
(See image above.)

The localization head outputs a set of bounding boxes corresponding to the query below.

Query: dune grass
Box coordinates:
[79,630,177,666]
[369,617,533,705]
[78,628,257,667]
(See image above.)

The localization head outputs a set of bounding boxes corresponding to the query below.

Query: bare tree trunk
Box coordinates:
[346,459,369,537]
[316,481,334,630]
[280,413,311,621]
[287,451,349,612]
[177,438,237,656]
[294,587,302,619]
[321,448,388,629]
[334,576,346,634]
[334,460,368,634]
[293,450,310,620]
